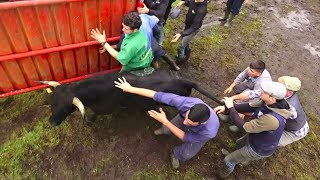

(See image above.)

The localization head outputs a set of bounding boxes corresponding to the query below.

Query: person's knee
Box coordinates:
[174,143,203,161]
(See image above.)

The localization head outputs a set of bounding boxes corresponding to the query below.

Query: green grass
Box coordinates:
[0,118,60,179]
[0,91,45,123]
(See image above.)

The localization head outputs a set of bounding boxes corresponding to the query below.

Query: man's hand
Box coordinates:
[224,86,233,94]
[137,6,149,14]
[176,1,185,7]
[148,108,169,124]
[213,105,226,114]
[114,77,133,93]
[99,47,106,53]
[244,0,250,4]
[222,97,234,109]
[90,28,106,43]
[171,33,181,42]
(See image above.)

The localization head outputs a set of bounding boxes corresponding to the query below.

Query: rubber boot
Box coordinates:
[162,54,180,71]
[219,8,231,21]
[218,161,233,178]
[176,48,186,65]
[185,46,191,62]
[224,13,236,27]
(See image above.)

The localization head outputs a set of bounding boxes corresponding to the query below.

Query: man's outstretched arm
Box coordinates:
[91,28,119,58]
[114,77,156,98]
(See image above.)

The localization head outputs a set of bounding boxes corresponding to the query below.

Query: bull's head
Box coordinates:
[37,81,85,126]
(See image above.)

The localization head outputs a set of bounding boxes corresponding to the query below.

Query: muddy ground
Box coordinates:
[0,0,320,179]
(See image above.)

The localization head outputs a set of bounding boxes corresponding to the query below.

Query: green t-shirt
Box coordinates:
[116,29,153,72]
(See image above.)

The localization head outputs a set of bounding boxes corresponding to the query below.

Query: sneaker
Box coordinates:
[218,114,230,122]
[221,148,230,156]
[154,128,164,135]
[171,153,179,169]
[229,125,239,132]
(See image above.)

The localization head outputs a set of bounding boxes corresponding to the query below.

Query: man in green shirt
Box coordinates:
[91,11,153,72]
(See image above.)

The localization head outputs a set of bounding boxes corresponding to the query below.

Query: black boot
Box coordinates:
[224,13,236,27]
[176,47,186,65]
[219,8,231,21]
[185,47,191,62]
[162,54,180,71]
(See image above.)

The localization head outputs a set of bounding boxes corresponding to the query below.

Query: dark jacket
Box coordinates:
[181,0,208,37]
[285,93,307,131]
[144,0,169,24]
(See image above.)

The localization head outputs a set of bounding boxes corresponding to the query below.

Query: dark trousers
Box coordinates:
[227,0,245,15]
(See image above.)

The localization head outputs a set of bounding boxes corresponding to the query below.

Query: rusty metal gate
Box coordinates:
[0,0,138,97]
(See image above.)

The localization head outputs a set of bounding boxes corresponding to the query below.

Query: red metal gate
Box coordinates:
[0,0,138,97]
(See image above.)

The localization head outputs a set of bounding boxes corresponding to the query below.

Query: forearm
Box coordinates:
[102,43,118,58]
[128,87,157,98]
[229,82,236,89]
[232,92,249,100]
[163,120,185,141]
[229,107,245,130]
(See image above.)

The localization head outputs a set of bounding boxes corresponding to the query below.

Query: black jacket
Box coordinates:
[181,0,207,37]
[144,0,169,24]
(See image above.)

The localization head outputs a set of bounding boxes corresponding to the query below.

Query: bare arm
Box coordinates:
[149,108,185,141]
[224,82,237,94]
[232,92,250,100]
[91,28,119,59]
[102,42,118,58]
[114,77,156,98]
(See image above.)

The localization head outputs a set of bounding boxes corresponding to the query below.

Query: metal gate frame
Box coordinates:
[0,0,138,97]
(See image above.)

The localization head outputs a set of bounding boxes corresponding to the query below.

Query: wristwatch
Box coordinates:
[100,41,106,46]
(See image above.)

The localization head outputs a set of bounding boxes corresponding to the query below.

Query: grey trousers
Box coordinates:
[224,134,271,175]
[177,30,199,59]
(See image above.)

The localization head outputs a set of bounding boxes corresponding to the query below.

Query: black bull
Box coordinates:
[44,70,222,126]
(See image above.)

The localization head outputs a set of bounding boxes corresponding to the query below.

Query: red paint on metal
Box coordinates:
[69,2,88,76]
[109,0,123,69]
[84,0,99,73]
[0,67,121,98]
[0,0,138,98]
[0,64,14,92]
[99,0,110,70]
[0,0,85,10]
[36,6,65,80]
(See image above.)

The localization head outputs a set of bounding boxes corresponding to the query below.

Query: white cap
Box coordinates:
[261,81,287,100]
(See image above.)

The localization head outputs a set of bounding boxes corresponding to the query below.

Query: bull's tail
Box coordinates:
[190,81,224,105]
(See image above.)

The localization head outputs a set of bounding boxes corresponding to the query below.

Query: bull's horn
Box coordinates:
[36,80,61,87]
[72,97,85,119]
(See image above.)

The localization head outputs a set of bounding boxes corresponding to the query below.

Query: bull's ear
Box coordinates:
[72,97,85,119]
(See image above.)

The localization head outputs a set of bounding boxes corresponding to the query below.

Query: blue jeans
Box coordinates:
[162,114,206,161]
[153,23,164,46]
[223,134,271,175]
[227,0,245,15]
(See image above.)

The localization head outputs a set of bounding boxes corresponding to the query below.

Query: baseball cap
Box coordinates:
[278,76,301,91]
[261,81,287,100]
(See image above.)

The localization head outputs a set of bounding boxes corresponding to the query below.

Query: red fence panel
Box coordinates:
[0,0,139,97]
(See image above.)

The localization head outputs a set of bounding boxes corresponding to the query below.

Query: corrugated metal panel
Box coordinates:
[0,0,139,97]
